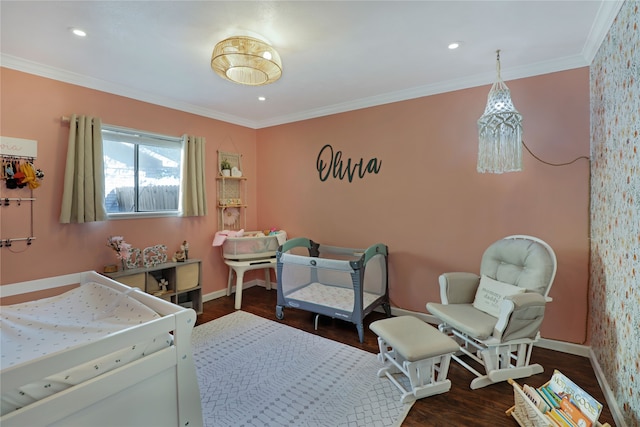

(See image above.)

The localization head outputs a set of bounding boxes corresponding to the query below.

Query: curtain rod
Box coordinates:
[61,116,182,143]
[61,116,96,123]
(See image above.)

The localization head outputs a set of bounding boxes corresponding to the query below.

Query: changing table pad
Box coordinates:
[285,282,379,312]
[1,281,170,415]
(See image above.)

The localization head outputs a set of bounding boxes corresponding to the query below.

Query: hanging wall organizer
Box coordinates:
[216,150,246,230]
[0,136,40,249]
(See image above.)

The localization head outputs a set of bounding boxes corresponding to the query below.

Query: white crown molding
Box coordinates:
[582,0,625,64]
[0,53,255,129]
[0,47,595,130]
[256,54,589,128]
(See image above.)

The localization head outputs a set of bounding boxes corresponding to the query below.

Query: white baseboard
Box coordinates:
[589,348,627,427]
[378,306,440,324]
[202,279,264,303]
[535,338,591,357]
[203,289,624,425]
[202,288,228,302]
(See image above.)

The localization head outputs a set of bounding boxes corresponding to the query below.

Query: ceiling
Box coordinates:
[1,1,623,129]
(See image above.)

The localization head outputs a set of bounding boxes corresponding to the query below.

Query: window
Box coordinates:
[102,125,182,217]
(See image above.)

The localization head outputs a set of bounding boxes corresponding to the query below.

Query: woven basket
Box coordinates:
[507,380,552,427]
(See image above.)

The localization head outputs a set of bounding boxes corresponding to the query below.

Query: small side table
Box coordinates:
[224,258,277,309]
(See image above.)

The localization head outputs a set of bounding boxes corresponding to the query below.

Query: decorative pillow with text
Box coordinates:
[472,275,526,317]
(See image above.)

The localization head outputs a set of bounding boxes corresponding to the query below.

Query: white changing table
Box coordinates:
[225,258,277,309]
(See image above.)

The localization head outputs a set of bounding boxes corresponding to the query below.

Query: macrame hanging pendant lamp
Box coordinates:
[211,36,282,86]
[477,50,523,173]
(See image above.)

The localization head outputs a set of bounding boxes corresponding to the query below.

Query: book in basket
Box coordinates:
[548,370,603,424]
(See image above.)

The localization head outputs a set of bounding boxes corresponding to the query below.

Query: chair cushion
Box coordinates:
[480,237,555,295]
[472,275,526,317]
[369,316,459,361]
[426,302,497,340]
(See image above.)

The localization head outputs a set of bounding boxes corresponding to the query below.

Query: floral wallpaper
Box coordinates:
[590,1,639,425]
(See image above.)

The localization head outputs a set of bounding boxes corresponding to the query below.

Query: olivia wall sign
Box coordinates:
[316,144,381,183]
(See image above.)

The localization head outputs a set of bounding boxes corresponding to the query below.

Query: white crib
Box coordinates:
[0,271,203,427]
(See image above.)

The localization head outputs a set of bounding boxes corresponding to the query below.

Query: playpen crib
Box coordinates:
[276,237,390,342]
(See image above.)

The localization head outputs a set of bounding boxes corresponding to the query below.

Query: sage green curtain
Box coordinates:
[59,115,107,223]
[180,135,208,217]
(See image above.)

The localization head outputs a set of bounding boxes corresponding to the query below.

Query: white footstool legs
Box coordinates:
[370,316,459,403]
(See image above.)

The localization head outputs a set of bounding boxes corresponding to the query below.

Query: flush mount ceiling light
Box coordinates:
[477,50,523,174]
[211,36,282,86]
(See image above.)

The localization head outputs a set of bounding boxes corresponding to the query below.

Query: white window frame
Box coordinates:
[102,124,183,219]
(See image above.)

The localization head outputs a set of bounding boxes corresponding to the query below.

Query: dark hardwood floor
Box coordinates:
[196,286,616,427]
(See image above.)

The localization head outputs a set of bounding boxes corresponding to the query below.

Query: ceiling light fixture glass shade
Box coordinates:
[211,36,282,86]
[477,50,523,173]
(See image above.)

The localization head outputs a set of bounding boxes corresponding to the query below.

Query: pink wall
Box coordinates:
[1,67,591,343]
[0,68,257,296]
[257,68,591,343]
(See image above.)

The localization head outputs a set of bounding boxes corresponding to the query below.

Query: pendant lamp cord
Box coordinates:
[496,50,590,167]
[522,140,590,166]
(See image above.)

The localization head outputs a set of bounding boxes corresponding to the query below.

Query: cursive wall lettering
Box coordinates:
[316,144,381,182]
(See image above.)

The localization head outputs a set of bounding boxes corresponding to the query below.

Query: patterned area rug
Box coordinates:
[192,311,413,427]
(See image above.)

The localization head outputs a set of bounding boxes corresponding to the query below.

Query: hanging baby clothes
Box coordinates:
[5,160,17,189]
[2,157,42,190]
[20,162,40,189]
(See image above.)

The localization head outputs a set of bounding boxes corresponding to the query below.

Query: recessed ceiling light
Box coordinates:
[71,28,87,37]
[258,96,266,101]
[448,42,461,50]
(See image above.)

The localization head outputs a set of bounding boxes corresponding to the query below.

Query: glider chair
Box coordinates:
[426,235,557,390]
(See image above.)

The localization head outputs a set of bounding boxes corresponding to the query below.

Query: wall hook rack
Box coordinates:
[1,197,36,206]
[0,193,38,245]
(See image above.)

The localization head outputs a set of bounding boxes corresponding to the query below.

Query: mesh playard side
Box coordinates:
[276,237,390,342]
[222,231,286,260]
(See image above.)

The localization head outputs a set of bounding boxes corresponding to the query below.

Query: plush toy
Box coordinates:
[172,250,186,262]
[181,240,189,260]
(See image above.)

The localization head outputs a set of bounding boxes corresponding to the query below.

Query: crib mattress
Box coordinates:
[0,281,171,415]
[285,282,379,313]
